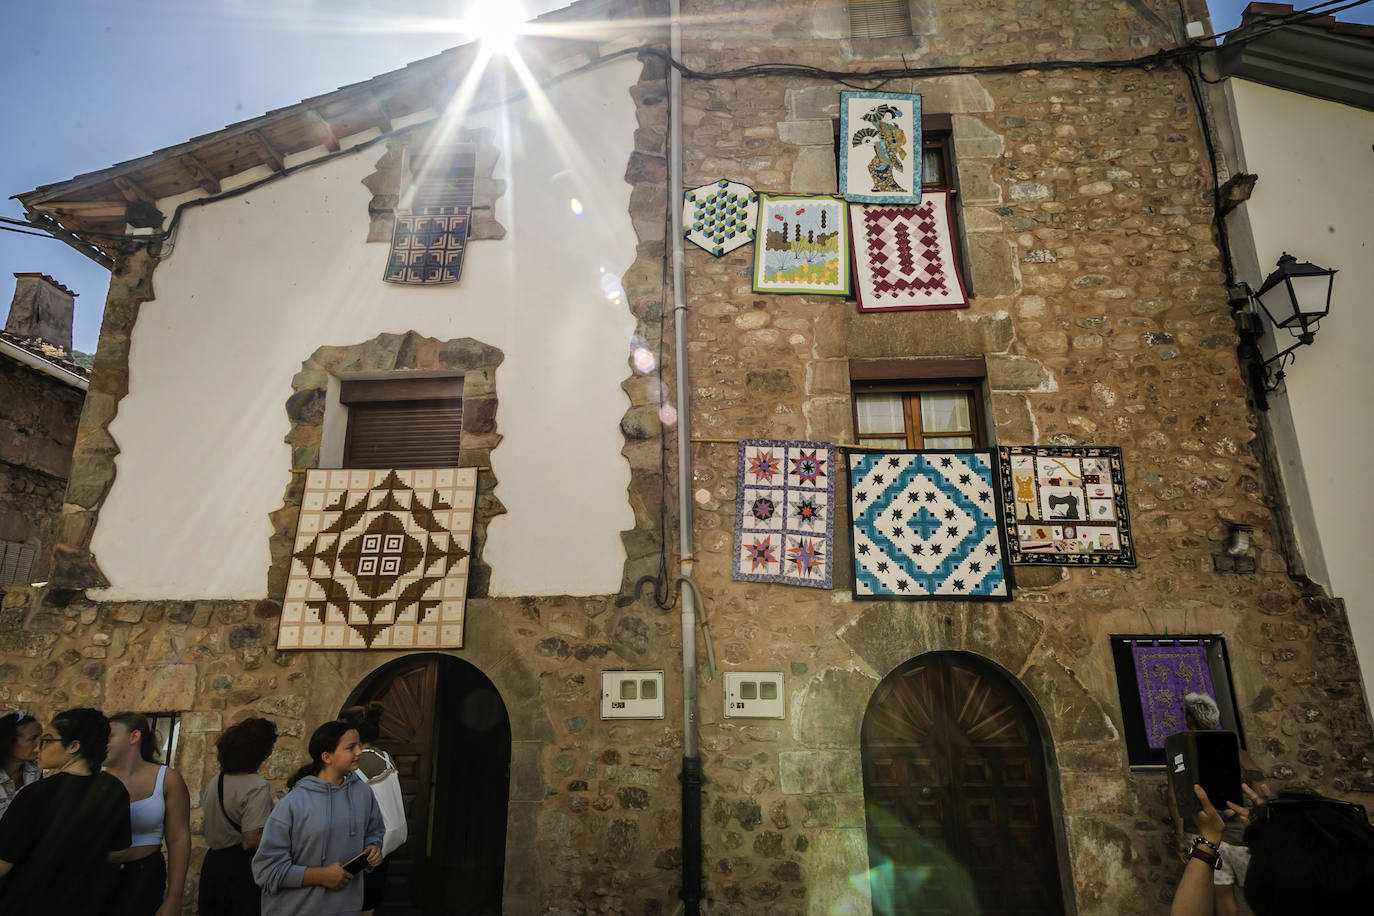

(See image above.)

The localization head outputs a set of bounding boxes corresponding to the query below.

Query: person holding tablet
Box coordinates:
[251,720,383,916]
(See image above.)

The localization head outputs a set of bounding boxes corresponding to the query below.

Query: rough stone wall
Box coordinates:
[0,45,690,916]
[665,1,1373,914]
[0,356,83,581]
[4,3,1373,916]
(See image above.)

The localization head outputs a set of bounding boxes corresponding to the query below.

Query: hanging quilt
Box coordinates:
[753,194,851,295]
[684,180,758,256]
[840,91,922,205]
[997,446,1135,566]
[849,450,1010,600]
[384,207,471,284]
[1132,641,1217,749]
[850,194,969,311]
[733,439,835,588]
[278,467,476,650]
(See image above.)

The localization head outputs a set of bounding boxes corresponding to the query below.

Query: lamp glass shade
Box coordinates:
[1253,254,1336,331]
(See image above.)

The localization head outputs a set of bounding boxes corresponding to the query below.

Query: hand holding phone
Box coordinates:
[343,850,370,874]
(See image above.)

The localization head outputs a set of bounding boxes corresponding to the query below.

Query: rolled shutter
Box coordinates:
[850,0,912,40]
[343,399,464,469]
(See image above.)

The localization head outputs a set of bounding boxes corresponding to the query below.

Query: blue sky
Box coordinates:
[2,1,1371,353]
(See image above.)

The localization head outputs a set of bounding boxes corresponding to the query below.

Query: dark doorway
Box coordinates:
[348,653,511,915]
[861,651,1066,916]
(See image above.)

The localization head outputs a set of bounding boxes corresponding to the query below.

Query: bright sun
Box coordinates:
[468,2,526,53]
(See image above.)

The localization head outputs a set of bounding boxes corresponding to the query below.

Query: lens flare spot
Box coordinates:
[658,404,678,426]
[600,272,624,303]
[570,198,584,216]
[632,347,656,373]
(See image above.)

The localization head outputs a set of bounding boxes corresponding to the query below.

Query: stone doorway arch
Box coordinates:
[347,652,511,915]
[861,650,1068,915]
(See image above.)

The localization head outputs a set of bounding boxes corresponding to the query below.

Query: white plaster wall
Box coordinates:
[1227,78,1374,699]
[91,58,643,600]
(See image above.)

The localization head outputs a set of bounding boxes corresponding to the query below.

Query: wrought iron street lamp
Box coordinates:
[1251,252,1337,390]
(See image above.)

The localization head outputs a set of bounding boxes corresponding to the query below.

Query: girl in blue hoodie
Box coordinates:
[252,721,384,916]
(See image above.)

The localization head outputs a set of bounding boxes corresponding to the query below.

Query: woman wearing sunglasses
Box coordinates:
[0,710,41,820]
[0,707,133,916]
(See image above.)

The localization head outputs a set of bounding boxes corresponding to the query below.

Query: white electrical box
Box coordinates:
[600,670,665,719]
[723,671,785,719]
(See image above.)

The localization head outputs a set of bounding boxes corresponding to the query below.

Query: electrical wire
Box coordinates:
[0,223,53,239]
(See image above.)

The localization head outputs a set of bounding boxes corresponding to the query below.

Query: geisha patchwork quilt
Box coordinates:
[848,450,1010,600]
[733,439,835,588]
[278,467,476,650]
[997,446,1135,566]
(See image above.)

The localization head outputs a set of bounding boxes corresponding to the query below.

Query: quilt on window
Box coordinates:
[384,206,471,285]
[851,193,969,311]
[848,450,1010,599]
[1132,641,1216,749]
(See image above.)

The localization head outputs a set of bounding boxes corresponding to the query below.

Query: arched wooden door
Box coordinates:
[862,652,1065,916]
[350,653,511,915]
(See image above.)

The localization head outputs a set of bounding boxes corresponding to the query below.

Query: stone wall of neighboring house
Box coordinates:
[3,3,1373,916]
[0,352,84,583]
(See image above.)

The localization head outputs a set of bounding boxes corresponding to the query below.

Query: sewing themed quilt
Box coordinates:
[848,450,1010,599]
[733,439,835,589]
[998,446,1135,566]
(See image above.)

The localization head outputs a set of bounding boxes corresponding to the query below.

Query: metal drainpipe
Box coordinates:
[667,0,702,913]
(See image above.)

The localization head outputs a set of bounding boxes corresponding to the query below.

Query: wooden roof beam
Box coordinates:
[251,130,285,173]
[366,92,394,135]
[178,153,221,195]
[304,108,341,152]
[112,175,157,205]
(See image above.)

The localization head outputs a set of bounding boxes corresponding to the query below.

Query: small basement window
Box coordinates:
[850,0,913,40]
[342,377,463,469]
[0,540,36,586]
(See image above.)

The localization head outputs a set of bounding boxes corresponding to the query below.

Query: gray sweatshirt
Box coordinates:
[252,771,384,916]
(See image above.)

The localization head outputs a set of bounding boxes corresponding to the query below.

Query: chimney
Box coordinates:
[6,273,77,352]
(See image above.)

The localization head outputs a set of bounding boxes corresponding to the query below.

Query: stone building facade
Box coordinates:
[2,2,1371,915]
[0,273,88,585]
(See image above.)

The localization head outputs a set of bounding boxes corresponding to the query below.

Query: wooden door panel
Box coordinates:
[356,658,438,915]
[862,653,1065,916]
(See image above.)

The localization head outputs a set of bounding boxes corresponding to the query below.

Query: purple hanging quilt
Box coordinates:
[1132,642,1216,748]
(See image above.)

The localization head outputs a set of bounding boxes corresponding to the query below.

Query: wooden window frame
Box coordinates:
[341,377,464,470]
[850,357,990,450]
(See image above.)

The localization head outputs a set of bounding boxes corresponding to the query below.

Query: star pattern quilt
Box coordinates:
[733,439,835,589]
[998,446,1135,566]
[278,467,476,650]
[684,180,758,256]
[851,193,970,311]
[848,450,1010,599]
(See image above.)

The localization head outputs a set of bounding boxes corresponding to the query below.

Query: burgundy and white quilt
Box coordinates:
[851,192,969,311]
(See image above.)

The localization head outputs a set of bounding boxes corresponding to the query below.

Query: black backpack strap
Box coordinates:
[218,772,243,833]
